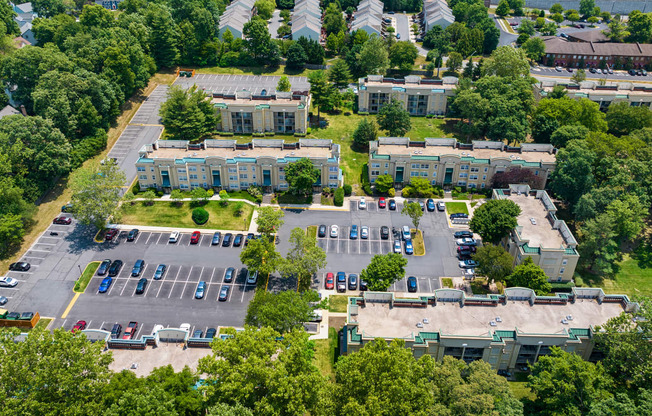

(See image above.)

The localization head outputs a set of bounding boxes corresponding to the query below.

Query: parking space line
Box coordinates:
[240,282,247,302]
[145,232,153,244]
[157,233,163,244]
[180,266,195,299]
[134,324,144,340]
[134,232,143,244]
[428,278,432,293]
[164,266,182,298]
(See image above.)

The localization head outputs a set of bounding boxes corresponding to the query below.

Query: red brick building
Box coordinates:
[543,37,652,69]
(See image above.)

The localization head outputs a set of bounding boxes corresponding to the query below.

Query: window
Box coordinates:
[252,174,256,179]
[431,180,437,185]
[239,166,247,171]
[202,175,206,180]
[280,175,285,180]
[432,171,437,177]
[329,166,338,172]
[384,170,388,175]
[189,174,198,180]
[420,164,429,169]
[139,175,147,180]
[329,174,339,180]
[371,163,381,168]
[203,183,207,188]
[468,183,477,188]
[252,166,256,171]
[228,167,237,173]
[385,163,389,168]
[152,175,156,180]
[190,182,199,188]
[201,167,205,172]
[178,168,187,173]
[239,174,248,179]
[410,171,419,177]
[469,175,478,180]
[484,167,488,173]
[151,167,154,172]
[481,183,485,188]
[559,268,565,274]
[180,183,189,189]
[562,259,568,265]
[279,167,285,172]
[137,167,146,172]
[370,178,376,183]
[535,170,539,176]
[459,173,468,178]
[482,175,487,180]
[229,175,237,181]
[411,163,419,169]
[420,172,428,177]
[189,166,197,172]
[457,181,466,186]
[179,176,188,181]
[460,165,469,170]
[240,182,249,188]
[470,167,479,173]
[280,183,288,189]
[370,170,380,176]
[329,182,338,188]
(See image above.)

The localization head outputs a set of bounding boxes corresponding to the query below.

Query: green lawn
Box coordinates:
[412,229,425,256]
[119,201,254,231]
[320,195,334,206]
[328,295,349,313]
[313,327,339,381]
[33,318,53,330]
[276,192,312,204]
[582,254,652,298]
[226,190,259,203]
[445,202,469,215]
[442,278,453,288]
[306,225,317,239]
[74,262,100,293]
[509,381,536,401]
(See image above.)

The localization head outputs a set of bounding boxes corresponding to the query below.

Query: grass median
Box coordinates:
[74,261,100,293]
[445,202,469,215]
[306,225,317,239]
[411,229,425,256]
[328,295,349,313]
[119,201,254,231]
[313,327,339,381]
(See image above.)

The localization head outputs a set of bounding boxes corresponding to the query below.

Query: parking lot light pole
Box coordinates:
[78,264,82,276]
[535,341,544,362]
[461,343,468,362]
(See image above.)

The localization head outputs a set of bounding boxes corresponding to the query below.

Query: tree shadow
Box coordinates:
[440,119,468,142]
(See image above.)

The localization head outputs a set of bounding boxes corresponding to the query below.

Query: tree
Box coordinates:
[245,289,320,332]
[146,3,180,67]
[323,2,345,35]
[535,97,607,133]
[198,327,325,415]
[540,22,558,36]
[358,35,389,75]
[401,202,423,231]
[280,9,290,23]
[577,212,620,275]
[549,139,596,206]
[328,59,352,89]
[606,101,652,136]
[255,206,284,235]
[32,0,67,18]
[551,13,564,24]
[522,37,546,61]
[218,190,230,207]
[550,3,564,14]
[517,19,536,36]
[285,42,307,69]
[446,51,463,72]
[254,0,275,20]
[170,189,184,206]
[352,117,378,149]
[243,18,272,63]
[505,257,551,294]
[374,175,394,194]
[605,194,648,242]
[0,327,113,415]
[240,236,281,276]
[159,85,217,140]
[626,10,652,43]
[571,68,587,84]
[473,244,514,282]
[495,0,510,16]
[70,159,126,229]
[276,76,291,92]
[281,227,327,291]
[605,20,630,42]
[285,157,319,196]
[528,347,613,416]
[208,403,254,416]
[580,0,595,17]
[191,187,209,204]
[308,70,333,122]
[550,124,589,148]
[0,214,25,258]
[104,387,177,416]
[567,12,581,22]
[483,46,530,78]
[377,99,411,137]
[469,199,521,244]
[360,253,408,291]
[389,41,418,71]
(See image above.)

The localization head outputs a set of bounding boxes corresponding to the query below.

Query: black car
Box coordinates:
[222,233,233,247]
[233,234,243,247]
[407,276,417,292]
[97,259,112,276]
[218,285,230,301]
[498,370,512,377]
[454,231,473,239]
[450,213,469,219]
[127,229,139,241]
[245,233,254,246]
[205,328,217,339]
[336,271,346,292]
[193,329,203,338]
[426,199,435,212]
[108,260,123,277]
[9,262,30,272]
[110,323,122,339]
[135,278,147,294]
[224,267,235,282]
[318,224,327,238]
[389,199,396,210]
[360,279,368,291]
[458,250,474,259]
[380,226,390,240]
[348,274,358,290]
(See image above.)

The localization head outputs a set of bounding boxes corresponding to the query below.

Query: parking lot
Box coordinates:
[173,74,310,95]
[317,226,396,255]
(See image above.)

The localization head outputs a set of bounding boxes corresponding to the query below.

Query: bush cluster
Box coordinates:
[334,187,344,206]
[192,207,209,225]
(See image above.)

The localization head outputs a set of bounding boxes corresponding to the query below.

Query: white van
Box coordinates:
[169,231,180,243]
[151,324,164,335]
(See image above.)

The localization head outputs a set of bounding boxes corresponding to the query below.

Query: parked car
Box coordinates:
[378,197,386,208]
[454,231,473,239]
[450,213,468,219]
[135,278,147,294]
[123,321,138,340]
[151,324,164,335]
[498,369,512,377]
[336,272,346,292]
[402,225,411,241]
[108,260,123,277]
[72,320,87,332]
[98,276,113,293]
[350,224,358,239]
[195,281,206,299]
[97,259,111,276]
[153,264,167,280]
[310,310,323,322]
[555,66,563,72]
[104,228,118,240]
[53,216,72,225]
[318,224,327,237]
[380,226,390,240]
[457,245,477,253]
[110,323,122,339]
[459,259,479,269]
[642,69,648,76]
[205,328,217,338]
[602,68,608,74]
[233,234,243,247]
[393,240,402,253]
[190,231,201,244]
[456,238,477,246]
[246,270,258,285]
[180,323,191,332]
[358,197,366,209]
[426,199,435,211]
[418,200,425,211]
[325,272,334,289]
[224,267,235,283]
[169,231,180,243]
[389,199,397,210]
[608,68,614,74]
[9,262,30,272]
[437,201,445,211]
[566,67,573,73]
[245,233,254,246]
[193,329,204,338]
[407,276,417,292]
[222,233,233,246]
[61,203,73,212]
[589,67,597,73]
[218,286,230,301]
[330,225,339,238]
[360,279,368,291]
[348,274,358,290]
[405,240,414,255]
[629,69,638,76]
[127,229,139,241]
[212,231,221,245]
[131,259,145,277]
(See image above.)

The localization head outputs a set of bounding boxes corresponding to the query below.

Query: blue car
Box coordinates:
[350,225,358,240]
[405,240,414,255]
[426,199,435,212]
[407,276,417,292]
[195,281,206,299]
[98,277,113,293]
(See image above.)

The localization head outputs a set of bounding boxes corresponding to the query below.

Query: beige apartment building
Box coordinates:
[358,75,458,115]
[135,139,341,193]
[368,137,557,190]
[535,80,652,110]
[494,185,579,282]
[344,289,637,371]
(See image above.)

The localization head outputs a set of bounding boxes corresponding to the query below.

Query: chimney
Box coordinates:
[19,105,27,116]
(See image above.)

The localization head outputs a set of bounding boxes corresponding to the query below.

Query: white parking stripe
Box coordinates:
[145,232,153,244]
[157,233,163,244]
[166,266,183,298]
[134,232,143,244]
[182,267,201,299]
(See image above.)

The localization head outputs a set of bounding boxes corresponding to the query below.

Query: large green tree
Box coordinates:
[389,41,418,71]
[285,157,320,195]
[606,101,652,136]
[245,289,320,332]
[402,202,423,231]
[473,244,514,282]
[145,3,180,67]
[469,199,521,244]
[483,46,530,78]
[328,59,352,89]
[159,85,217,140]
[377,99,411,137]
[240,235,281,277]
[308,70,336,122]
[357,35,389,75]
[255,206,285,235]
[549,139,597,206]
[360,253,408,291]
[352,117,378,149]
[281,227,327,291]
[505,257,551,295]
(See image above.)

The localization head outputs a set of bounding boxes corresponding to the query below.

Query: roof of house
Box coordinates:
[353,0,383,33]
[218,0,255,33]
[0,105,21,119]
[14,2,32,14]
[544,36,652,57]
[292,14,322,34]
[12,36,31,48]
[567,30,610,43]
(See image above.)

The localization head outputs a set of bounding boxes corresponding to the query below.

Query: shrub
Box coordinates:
[192,207,209,225]
[357,111,369,115]
[131,181,141,194]
[306,127,312,134]
[388,188,395,197]
[343,184,352,196]
[334,187,344,206]
[219,190,229,207]
[219,132,234,136]
[322,187,331,195]
[264,132,276,136]
[402,187,412,197]
[156,191,164,197]
[362,184,372,195]
[253,132,265,137]
[206,189,214,198]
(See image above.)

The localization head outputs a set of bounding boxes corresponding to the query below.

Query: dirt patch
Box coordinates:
[329,316,346,331]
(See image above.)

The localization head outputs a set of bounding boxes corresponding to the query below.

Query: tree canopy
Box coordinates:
[469,199,521,244]
[285,157,320,195]
[160,85,218,140]
[245,289,320,332]
[377,99,411,136]
[505,257,551,295]
[281,227,327,291]
[360,253,408,291]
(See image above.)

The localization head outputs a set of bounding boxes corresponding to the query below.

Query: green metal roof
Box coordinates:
[565,247,578,255]
[411,155,440,160]
[370,152,390,160]
[521,244,541,254]
[136,158,154,164]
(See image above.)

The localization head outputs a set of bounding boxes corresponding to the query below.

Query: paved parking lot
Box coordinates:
[317,227,395,255]
[173,74,310,95]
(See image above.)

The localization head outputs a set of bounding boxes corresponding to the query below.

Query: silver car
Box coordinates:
[330,225,339,238]
[361,226,369,239]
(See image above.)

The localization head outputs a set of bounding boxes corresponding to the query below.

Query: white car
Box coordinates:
[402,225,411,241]
[180,323,191,332]
[393,240,402,253]
[358,197,366,209]
[330,224,339,238]
[151,324,164,335]
[0,276,18,287]
[246,270,258,284]
[456,238,477,246]
[361,226,369,239]
[169,231,180,243]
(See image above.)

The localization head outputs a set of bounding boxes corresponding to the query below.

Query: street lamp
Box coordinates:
[535,341,544,363]
[461,343,468,362]
[78,264,82,276]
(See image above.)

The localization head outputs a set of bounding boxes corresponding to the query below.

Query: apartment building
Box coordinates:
[358,75,458,115]
[535,80,652,110]
[344,289,637,372]
[292,0,322,41]
[368,137,557,190]
[352,0,384,37]
[135,139,341,193]
[218,0,256,39]
[543,36,652,69]
[421,0,454,32]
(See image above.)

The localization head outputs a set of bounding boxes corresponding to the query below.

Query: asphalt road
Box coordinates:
[268,9,282,39]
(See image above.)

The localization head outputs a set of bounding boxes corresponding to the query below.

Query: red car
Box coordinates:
[105,229,118,241]
[325,272,334,290]
[190,231,201,244]
[53,216,72,225]
[122,321,138,339]
[71,320,87,332]
[378,197,386,209]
